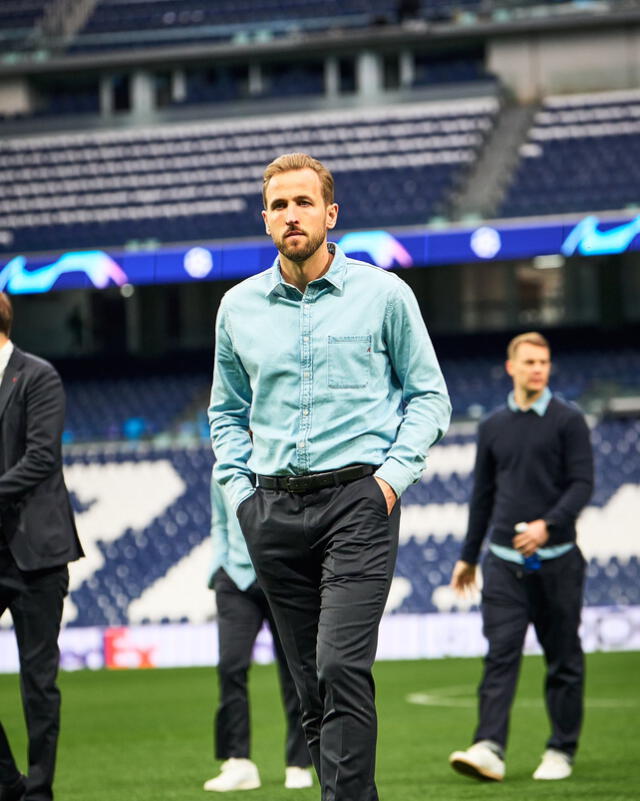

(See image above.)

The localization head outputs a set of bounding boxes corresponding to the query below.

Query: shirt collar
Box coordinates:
[508,386,552,416]
[266,242,347,297]
[0,339,14,378]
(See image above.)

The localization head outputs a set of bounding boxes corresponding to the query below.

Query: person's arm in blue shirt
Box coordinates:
[209,301,255,511]
[375,280,451,497]
[208,473,230,589]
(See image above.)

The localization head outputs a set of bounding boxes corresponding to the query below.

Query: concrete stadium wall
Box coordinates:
[489,27,640,102]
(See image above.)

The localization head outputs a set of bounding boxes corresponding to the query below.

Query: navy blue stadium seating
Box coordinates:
[63,373,208,443]
[0,96,498,254]
[63,412,640,625]
[68,0,482,53]
[56,346,640,624]
[500,89,640,217]
[60,347,640,442]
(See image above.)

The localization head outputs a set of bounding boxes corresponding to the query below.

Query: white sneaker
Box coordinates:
[449,741,505,781]
[203,758,261,791]
[533,749,572,780]
[284,766,313,789]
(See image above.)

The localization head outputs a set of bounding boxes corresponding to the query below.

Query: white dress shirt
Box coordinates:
[0,339,14,385]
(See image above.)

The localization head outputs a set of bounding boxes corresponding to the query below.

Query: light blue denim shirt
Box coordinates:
[209,243,451,510]
[208,472,257,591]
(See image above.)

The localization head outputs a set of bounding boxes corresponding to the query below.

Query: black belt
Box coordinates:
[256,464,376,493]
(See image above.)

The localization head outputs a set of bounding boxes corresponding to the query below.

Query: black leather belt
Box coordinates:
[256,464,376,493]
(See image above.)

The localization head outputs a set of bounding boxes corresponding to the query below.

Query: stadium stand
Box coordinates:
[63,373,208,443]
[56,413,640,626]
[0,95,499,253]
[68,0,482,53]
[499,88,640,217]
[0,0,49,52]
[1,0,639,662]
[59,348,640,443]
[42,347,638,628]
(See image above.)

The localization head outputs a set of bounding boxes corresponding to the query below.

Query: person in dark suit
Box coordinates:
[0,292,83,801]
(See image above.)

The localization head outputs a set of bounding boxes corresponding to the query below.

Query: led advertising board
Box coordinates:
[1,214,639,294]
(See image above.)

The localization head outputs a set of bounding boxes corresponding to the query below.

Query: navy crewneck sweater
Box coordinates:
[460,396,594,565]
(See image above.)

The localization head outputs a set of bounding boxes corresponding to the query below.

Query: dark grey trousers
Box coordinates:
[0,550,68,801]
[213,568,310,767]
[475,548,586,756]
[237,475,400,801]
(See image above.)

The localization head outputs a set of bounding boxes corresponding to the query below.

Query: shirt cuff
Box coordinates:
[225,478,256,513]
[374,458,417,499]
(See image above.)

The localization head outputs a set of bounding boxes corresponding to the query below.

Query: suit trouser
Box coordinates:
[237,475,399,801]
[475,548,586,757]
[0,550,68,801]
[213,567,310,767]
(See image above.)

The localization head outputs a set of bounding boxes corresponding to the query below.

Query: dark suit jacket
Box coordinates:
[0,346,83,571]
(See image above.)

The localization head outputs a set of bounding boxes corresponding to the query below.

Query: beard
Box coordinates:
[275,228,326,263]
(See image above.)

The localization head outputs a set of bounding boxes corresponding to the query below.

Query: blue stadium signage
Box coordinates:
[1,214,639,294]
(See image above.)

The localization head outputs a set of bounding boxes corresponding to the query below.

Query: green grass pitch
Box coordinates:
[0,650,638,800]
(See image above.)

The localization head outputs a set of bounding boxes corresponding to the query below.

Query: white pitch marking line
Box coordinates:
[406,686,638,709]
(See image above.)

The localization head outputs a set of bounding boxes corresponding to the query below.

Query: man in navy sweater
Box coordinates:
[449,332,593,783]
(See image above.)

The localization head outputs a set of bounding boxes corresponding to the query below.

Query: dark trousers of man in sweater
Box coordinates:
[237,475,400,801]
[475,548,586,756]
[213,568,309,768]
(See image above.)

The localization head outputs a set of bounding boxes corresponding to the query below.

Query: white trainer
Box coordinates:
[203,758,261,792]
[449,741,505,781]
[284,766,313,789]
[533,749,573,780]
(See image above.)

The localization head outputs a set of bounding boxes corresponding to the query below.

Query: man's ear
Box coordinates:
[505,359,514,377]
[261,209,270,236]
[326,203,339,230]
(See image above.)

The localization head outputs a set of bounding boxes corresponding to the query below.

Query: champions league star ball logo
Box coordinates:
[183,247,214,278]
[470,226,502,260]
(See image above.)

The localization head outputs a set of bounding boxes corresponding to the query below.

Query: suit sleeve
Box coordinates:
[0,363,64,506]
[460,420,496,564]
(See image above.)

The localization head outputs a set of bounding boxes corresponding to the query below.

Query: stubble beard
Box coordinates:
[276,229,326,263]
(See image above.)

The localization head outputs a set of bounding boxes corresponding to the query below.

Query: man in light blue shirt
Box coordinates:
[209,152,450,801]
[204,474,311,792]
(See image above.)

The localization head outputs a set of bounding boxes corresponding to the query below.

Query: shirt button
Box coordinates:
[303,336,309,342]
[303,409,309,416]
[303,371,310,378]
[298,441,306,448]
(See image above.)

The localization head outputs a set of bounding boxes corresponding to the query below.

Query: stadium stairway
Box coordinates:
[451,100,538,221]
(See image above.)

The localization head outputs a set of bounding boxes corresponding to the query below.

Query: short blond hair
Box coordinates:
[262,152,334,208]
[507,331,550,360]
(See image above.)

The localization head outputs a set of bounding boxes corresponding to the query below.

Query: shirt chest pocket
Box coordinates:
[327,335,371,389]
